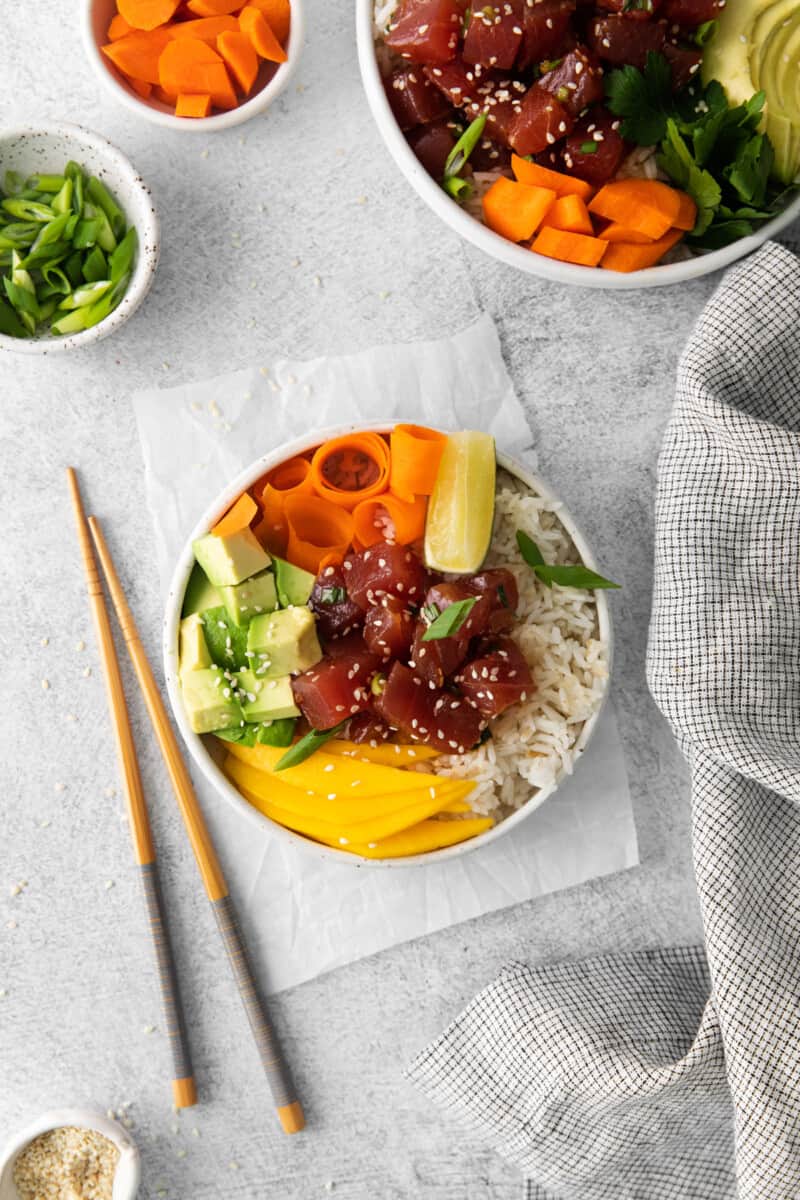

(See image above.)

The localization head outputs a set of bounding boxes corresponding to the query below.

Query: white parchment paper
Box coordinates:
[132,314,638,993]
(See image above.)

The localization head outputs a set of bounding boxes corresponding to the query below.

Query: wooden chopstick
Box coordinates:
[87,514,305,1136]
[66,468,197,1111]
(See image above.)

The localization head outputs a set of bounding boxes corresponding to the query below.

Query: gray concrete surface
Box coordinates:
[3,1,782,1195]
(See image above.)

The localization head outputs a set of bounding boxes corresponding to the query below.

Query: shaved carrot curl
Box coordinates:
[284,494,355,575]
[389,424,446,502]
[211,491,258,538]
[353,494,427,548]
[309,433,390,511]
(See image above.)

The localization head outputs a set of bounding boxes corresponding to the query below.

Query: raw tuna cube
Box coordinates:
[661,0,722,26]
[595,0,662,19]
[424,59,528,145]
[411,581,492,686]
[346,711,394,744]
[517,0,576,71]
[537,47,604,118]
[385,66,452,130]
[508,84,573,155]
[377,662,485,753]
[663,42,702,90]
[456,637,534,717]
[588,15,666,67]
[465,568,519,632]
[292,649,382,730]
[407,119,457,177]
[561,106,625,185]
[364,600,416,661]
[309,565,364,640]
[385,0,464,64]
[344,543,429,611]
[463,0,524,70]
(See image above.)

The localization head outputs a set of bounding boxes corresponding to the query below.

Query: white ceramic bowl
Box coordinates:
[0,1107,140,1200]
[0,123,159,354]
[163,422,613,868]
[82,0,304,132]
[356,3,800,289]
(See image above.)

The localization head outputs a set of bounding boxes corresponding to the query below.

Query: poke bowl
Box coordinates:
[164,423,615,867]
[357,0,800,288]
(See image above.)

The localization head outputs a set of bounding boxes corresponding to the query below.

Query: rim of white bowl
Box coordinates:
[81,0,305,132]
[163,421,613,869]
[0,122,159,355]
[0,1107,141,1200]
[355,3,800,289]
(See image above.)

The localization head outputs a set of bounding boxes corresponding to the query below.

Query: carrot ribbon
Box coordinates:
[353,494,427,548]
[309,433,390,511]
[253,455,313,555]
[284,494,354,575]
[211,491,258,538]
[389,424,446,502]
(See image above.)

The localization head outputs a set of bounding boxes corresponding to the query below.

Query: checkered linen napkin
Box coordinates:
[407,241,800,1200]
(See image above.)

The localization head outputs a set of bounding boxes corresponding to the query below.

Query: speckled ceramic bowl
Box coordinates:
[163,422,613,869]
[82,0,305,132]
[0,124,159,354]
[0,1107,140,1200]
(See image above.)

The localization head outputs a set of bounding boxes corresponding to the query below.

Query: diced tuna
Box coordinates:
[508,84,573,156]
[537,47,604,118]
[385,66,452,130]
[385,0,464,64]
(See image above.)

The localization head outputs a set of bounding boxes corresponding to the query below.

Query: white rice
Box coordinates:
[429,475,609,819]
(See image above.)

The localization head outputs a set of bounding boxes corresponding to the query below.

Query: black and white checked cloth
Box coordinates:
[407,241,800,1200]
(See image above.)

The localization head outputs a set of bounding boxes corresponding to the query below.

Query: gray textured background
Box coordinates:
[3,1,782,1196]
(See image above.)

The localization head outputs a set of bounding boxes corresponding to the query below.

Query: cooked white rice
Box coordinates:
[428,474,609,818]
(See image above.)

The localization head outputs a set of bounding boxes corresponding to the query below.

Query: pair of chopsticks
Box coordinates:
[67,468,304,1134]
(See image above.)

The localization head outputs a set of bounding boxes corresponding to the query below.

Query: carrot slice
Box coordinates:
[531,226,609,267]
[158,37,238,108]
[108,13,134,39]
[353,494,427,548]
[153,83,178,103]
[588,180,681,241]
[601,228,684,273]
[674,190,697,232]
[283,494,355,575]
[175,92,213,116]
[511,155,593,201]
[217,30,259,93]
[389,423,446,501]
[239,4,288,61]
[541,193,594,236]
[117,0,180,30]
[248,0,291,43]
[309,433,391,511]
[254,456,314,555]
[186,0,242,13]
[168,15,238,42]
[130,78,154,98]
[211,492,259,537]
[102,28,172,83]
[483,177,555,243]
[599,222,655,245]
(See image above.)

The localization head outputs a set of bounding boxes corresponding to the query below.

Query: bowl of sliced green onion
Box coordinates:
[0,122,159,353]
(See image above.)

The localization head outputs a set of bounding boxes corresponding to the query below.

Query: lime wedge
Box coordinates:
[424,431,496,574]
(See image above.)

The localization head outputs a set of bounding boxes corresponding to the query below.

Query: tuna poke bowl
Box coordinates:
[165,423,615,865]
[357,0,800,286]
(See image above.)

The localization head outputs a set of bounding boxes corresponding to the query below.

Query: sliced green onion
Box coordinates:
[444,113,488,181]
[579,141,598,154]
[82,245,108,283]
[72,218,102,249]
[50,308,89,336]
[0,298,27,337]
[422,596,478,640]
[1,198,55,222]
[274,721,348,771]
[27,174,65,193]
[59,279,113,310]
[109,228,137,282]
[51,178,73,216]
[443,175,473,202]
[2,171,23,196]
[87,175,126,240]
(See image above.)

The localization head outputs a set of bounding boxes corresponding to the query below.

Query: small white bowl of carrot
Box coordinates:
[82,0,303,131]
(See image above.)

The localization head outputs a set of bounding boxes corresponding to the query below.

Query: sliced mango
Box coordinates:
[324,740,440,766]
[341,817,494,858]
[225,740,454,798]
[223,753,471,827]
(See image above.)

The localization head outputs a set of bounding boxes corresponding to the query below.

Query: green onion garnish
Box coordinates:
[274,721,348,771]
[516,530,620,590]
[422,597,478,640]
[580,141,599,154]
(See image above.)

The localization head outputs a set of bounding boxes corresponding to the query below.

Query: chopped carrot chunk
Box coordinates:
[601,228,684,272]
[531,226,609,267]
[175,92,213,117]
[541,193,594,236]
[482,177,556,243]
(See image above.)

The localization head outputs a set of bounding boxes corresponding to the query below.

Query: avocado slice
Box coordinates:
[182,562,221,618]
[247,607,323,679]
[702,0,773,108]
[181,667,244,734]
[236,671,301,722]
[219,569,278,627]
[179,613,211,674]
[192,527,271,588]
[273,556,316,608]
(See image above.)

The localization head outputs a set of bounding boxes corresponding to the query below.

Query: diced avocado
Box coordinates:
[219,569,278,627]
[213,716,296,748]
[273,556,316,607]
[181,667,244,734]
[247,607,322,678]
[192,527,270,588]
[236,671,300,722]
[179,613,211,674]
[200,606,250,671]
[182,562,222,618]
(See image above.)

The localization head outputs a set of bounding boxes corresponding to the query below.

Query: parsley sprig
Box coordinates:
[605,54,793,246]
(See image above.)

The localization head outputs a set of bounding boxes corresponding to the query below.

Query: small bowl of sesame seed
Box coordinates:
[0,1108,140,1200]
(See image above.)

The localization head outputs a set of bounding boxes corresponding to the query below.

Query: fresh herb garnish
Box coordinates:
[274,721,348,771]
[516,530,619,590]
[422,602,441,622]
[215,717,297,748]
[579,141,598,154]
[605,55,795,247]
[422,597,478,640]
[319,585,347,605]
[441,113,487,205]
